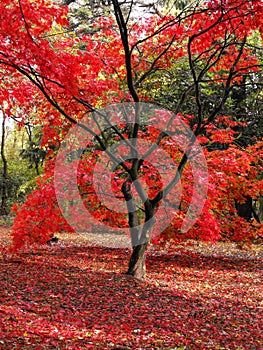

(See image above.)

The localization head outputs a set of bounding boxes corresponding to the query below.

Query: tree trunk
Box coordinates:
[0,115,8,215]
[126,242,148,279]
[122,178,153,279]
[259,196,263,223]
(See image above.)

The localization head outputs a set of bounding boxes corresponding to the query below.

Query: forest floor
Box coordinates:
[0,226,262,349]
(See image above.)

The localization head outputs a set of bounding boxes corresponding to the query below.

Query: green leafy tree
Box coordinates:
[0,122,41,215]
[20,124,47,176]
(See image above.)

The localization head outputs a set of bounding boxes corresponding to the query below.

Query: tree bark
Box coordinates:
[0,115,8,215]
[122,179,149,279]
[259,196,263,223]
[126,242,148,279]
[122,178,155,279]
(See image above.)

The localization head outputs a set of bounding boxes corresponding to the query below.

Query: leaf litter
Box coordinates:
[0,227,262,349]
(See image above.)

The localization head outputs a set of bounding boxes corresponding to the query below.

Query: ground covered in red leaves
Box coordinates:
[0,228,262,349]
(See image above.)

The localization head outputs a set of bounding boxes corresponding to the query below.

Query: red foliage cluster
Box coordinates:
[11,120,263,250]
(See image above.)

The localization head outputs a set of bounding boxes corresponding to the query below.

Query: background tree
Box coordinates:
[20,124,47,176]
[0,121,42,215]
[0,112,8,215]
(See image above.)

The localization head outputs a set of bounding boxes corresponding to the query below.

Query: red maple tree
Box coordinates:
[0,0,262,278]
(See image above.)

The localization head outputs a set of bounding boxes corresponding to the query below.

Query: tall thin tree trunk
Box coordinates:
[0,115,8,215]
